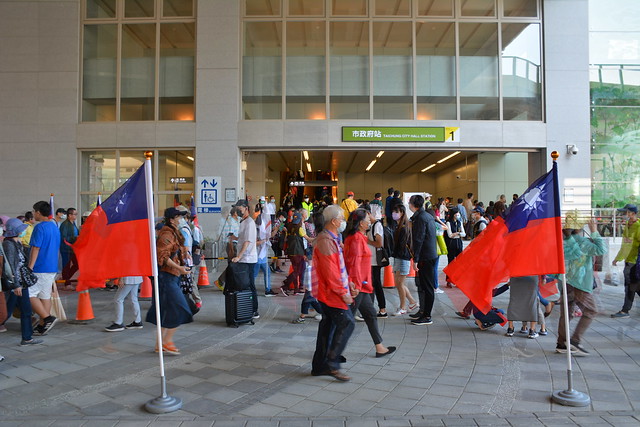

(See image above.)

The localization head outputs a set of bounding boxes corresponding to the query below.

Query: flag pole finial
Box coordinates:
[50,193,54,197]
[144,151,153,160]
[551,151,559,161]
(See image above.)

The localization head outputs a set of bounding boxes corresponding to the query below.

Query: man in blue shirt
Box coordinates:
[28,201,61,335]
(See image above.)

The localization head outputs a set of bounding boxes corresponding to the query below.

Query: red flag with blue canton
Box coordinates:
[73,165,152,282]
[444,162,565,313]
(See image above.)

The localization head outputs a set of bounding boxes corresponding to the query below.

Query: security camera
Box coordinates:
[567,145,579,155]
[456,175,461,180]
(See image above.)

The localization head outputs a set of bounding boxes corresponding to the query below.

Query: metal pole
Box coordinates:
[143,152,182,413]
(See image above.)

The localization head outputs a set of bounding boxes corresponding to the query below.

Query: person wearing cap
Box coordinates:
[471,207,487,239]
[611,203,640,318]
[1,218,43,345]
[145,207,193,355]
[425,193,433,210]
[231,199,259,318]
[340,192,358,221]
[302,194,313,215]
[554,212,605,355]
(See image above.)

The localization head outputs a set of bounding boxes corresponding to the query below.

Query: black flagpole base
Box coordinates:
[144,395,182,414]
[552,389,591,407]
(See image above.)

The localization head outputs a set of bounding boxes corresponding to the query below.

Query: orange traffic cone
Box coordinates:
[75,290,95,322]
[408,259,416,278]
[198,265,210,286]
[383,265,396,287]
[139,276,152,298]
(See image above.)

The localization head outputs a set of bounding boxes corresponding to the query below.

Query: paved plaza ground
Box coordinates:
[1,247,640,426]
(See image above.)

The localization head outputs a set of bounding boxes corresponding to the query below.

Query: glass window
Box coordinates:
[158,150,195,192]
[502,23,541,120]
[503,0,538,18]
[81,151,117,192]
[159,23,195,120]
[83,25,117,122]
[288,0,324,16]
[330,21,369,119]
[416,22,456,120]
[121,24,156,121]
[417,0,453,16]
[461,0,495,17]
[286,21,326,119]
[163,0,193,17]
[459,23,499,119]
[125,0,155,17]
[332,0,367,16]
[86,0,116,19]
[245,0,281,16]
[375,0,410,16]
[373,22,413,119]
[243,22,282,119]
[119,151,146,184]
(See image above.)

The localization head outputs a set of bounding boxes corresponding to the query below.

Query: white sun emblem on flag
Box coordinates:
[516,181,547,216]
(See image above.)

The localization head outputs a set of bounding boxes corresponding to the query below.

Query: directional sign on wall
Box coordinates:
[197,176,221,213]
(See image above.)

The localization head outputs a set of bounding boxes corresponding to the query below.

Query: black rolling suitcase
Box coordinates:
[224,263,254,327]
[225,290,255,327]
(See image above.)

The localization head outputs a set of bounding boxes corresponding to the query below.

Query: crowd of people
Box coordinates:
[2,189,639,378]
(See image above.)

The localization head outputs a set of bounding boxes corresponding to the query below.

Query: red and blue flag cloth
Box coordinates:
[444,162,565,313]
[73,165,152,285]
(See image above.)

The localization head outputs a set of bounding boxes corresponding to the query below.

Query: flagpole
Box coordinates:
[550,151,590,407]
[143,151,182,414]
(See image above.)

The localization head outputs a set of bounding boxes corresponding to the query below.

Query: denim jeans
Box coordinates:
[301,291,322,315]
[312,302,355,373]
[114,284,141,325]
[4,288,33,341]
[254,257,271,293]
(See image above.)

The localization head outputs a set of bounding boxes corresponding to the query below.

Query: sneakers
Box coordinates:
[265,290,277,297]
[539,329,548,336]
[528,329,539,339]
[505,327,514,337]
[354,315,365,322]
[555,343,569,353]
[408,302,419,311]
[411,317,433,326]
[377,312,388,318]
[409,312,423,319]
[105,323,125,332]
[314,314,322,321]
[0,325,6,333]
[571,342,590,356]
[611,311,629,318]
[253,312,260,319]
[519,326,528,334]
[42,316,57,334]
[279,288,289,297]
[454,311,470,319]
[125,321,143,329]
[434,288,444,294]
[33,324,46,336]
[393,309,407,316]
[20,339,43,346]
[292,317,305,324]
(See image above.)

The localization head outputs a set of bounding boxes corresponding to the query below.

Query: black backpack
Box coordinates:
[382,224,395,256]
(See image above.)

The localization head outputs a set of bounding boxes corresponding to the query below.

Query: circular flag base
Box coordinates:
[144,395,182,414]
[551,389,591,407]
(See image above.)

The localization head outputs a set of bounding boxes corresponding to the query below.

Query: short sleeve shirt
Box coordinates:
[367,220,384,266]
[30,221,61,273]
[237,216,257,263]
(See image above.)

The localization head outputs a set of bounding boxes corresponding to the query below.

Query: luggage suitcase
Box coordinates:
[225,290,255,327]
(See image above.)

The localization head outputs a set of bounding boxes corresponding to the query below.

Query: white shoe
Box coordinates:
[354,315,365,322]
[314,314,322,321]
[434,288,445,294]
[393,309,407,316]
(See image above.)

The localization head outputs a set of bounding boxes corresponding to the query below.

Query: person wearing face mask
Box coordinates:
[53,208,66,229]
[444,208,465,288]
[302,195,313,215]
[611,204,640,318]
[231,199,259,318]
[270,211,286,273]
[391,205,419,315]
[344,209,396,358]
[311,205,354,381]
[175,205,202,308]
[146,207,193,355]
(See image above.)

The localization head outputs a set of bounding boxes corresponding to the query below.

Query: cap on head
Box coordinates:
[176,205,189,216]
[472,207,485,215]
[425,192,432,198]
[164,207,187,219]
[233,199,249,208]
[617,203,638,214]
[292,212,303,224]
[3,218,27,238]
[347,191,355,197]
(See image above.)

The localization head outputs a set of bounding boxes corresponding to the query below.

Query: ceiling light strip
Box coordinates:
[421,163,436,173]
[436,151,461,164]
[366,159,377,171]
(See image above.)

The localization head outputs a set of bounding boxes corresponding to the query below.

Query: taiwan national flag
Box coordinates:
[444,162,565,313]
[74,165,152,282]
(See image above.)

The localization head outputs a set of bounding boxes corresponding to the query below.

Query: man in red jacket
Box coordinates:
[311,205,354,381]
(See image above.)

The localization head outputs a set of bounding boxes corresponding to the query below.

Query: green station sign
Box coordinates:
[342,126,459,142]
